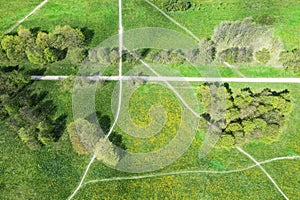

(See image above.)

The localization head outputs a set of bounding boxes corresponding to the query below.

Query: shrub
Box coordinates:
[280,48,300,72]
[163,0,192,12]
[187,39,216,64]
[65,47,86,64]
[255,48,271,64]
[256,14,276,25]
[93,138,120,167]
[26,47,47,65]
[218,47,253,64]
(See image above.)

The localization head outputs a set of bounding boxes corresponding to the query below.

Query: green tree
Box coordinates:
[216,134,235,150]
[36,32,50,49]
[93,138,120,167]
[197,83,292,148]
[50,25,85,50]
[67,118,101,154]
[1,35,27,63]
[212,18,282,65]
[280,48,300,72]
[255,48,271,64]
[26,47,47,65]
[65,47,86,64]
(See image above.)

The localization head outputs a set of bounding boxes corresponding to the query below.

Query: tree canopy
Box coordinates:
[0,25,86,67]
[197,83,292,149]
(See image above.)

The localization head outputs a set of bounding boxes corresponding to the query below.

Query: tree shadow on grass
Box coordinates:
[81,27,95,46]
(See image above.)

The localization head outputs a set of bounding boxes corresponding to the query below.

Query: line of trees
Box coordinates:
[197,83,292,149]
[0,25,86,67]
[87,18,293,69]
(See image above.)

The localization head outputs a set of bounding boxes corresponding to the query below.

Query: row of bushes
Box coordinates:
[0,18,297,71]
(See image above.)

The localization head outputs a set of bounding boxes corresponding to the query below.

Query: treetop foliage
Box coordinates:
[197,83,292,149]
[0,25,86,67]
[280,48,300,73]
[163,0,192,12]
[67,118,121,166]
[212,18,283,65]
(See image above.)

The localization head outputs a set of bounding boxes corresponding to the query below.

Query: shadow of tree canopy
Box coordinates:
[85,111,127,150]
[80,27,95,46]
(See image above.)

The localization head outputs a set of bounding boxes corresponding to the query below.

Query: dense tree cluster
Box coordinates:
[0,65,67,150]
[197,83,292,149]
[87,18,285,67]
[0,25,86,67]
[0,67,66,150]
[88,47,186,64]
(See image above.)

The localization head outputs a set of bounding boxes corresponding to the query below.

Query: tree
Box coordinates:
[49,25,85,50]
[216,134,235,150]
[1,35,27,63]
[163,0,192,12]
[43,47,59,63]
[255,48,271,64]
[26,47,47,65]
[36,32,50,49]
[67,118,101,154]
[93,138,120,167]
[280,48,300,72]
[2,79,66,150]
[212,18,283,65]
[65,47,86,64]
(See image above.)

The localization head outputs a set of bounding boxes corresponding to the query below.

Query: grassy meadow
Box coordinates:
[0,0,299,199]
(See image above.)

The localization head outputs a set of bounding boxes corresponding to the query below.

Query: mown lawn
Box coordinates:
[0,0,42,32]
[1,0,298,50]
[1,0,299,199]
[1,76,299,199]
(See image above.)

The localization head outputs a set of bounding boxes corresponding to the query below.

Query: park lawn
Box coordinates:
[1,0,299,199]
[1,77,300,199]
[150,0,300,50]
[0,0,42,32]
[79,80,299,199]
[74,163,300,199]
[1,0,298,50]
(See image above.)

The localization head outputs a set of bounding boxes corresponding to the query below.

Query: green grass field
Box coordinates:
[1,0,299,49]
[2,80,299,199]
[1,0,300,199]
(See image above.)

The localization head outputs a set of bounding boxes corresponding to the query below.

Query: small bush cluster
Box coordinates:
[255,48,271,64]
[163,0,192,12]
[280,48,300,72]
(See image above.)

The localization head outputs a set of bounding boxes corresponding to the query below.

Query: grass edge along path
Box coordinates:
[81,155,300,185]
[5,0,49,34]
[237,146,289,200]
